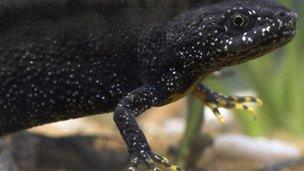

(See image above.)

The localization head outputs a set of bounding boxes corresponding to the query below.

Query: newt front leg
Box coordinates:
[114,86,183,171]
[193,83,263,124]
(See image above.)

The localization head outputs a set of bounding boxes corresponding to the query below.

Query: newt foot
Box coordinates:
[194,83,263,124]
[128,152,184,171]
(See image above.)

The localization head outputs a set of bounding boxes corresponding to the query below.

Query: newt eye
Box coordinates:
[224,11,252,35]
[232,14,246,27]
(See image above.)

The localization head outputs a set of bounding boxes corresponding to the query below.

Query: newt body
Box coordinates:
[0,0,297,170]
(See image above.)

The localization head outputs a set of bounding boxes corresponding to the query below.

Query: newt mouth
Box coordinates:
[237,35,294,62]
[221,34,295,66]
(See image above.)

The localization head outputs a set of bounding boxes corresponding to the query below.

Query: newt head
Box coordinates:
[167,0,297,71]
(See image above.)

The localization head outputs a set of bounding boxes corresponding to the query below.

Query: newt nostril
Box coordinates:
[275,11,298,28]
[290,12,298,20]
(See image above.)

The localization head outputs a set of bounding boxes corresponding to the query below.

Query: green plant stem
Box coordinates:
[177,97,204,169]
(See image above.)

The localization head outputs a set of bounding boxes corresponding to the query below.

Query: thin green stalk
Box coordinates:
[177,97,204,169]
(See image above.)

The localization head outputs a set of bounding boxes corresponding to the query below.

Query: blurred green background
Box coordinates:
[205,0,304,136]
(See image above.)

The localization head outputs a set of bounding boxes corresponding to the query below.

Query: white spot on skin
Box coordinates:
[248,37,253,42]
[242,36,246,41]
[224,46,228,51]
[278,19,283,28]
[224,25,228,32]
